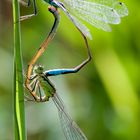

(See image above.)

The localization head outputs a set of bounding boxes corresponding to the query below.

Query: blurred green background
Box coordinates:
[0,0,140,140]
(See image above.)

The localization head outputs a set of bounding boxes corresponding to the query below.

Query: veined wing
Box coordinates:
[54,1,92,39]
[70,15,92,39]
[52,93,88,140]
[57,0,128,31]
[85,0,128,17]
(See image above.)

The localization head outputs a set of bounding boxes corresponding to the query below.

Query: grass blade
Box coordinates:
[13,0,26,139]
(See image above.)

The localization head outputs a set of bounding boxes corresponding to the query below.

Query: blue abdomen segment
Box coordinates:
[45,69,76,76]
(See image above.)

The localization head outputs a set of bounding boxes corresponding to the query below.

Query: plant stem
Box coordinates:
[13,0,26,139]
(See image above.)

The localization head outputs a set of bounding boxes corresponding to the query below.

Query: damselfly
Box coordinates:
[26,27,91,101]
[27,64,91,140]
[21,1,128,139]
[23,6,92,99]
[25,28,91,139]
[20,0,128,99]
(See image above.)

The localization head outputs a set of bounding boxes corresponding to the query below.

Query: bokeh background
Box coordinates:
[0,0,140,140]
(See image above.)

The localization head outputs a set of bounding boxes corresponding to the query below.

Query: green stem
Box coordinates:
[13,0,26,139]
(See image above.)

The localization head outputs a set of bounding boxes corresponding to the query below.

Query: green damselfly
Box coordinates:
[27,64,91,140]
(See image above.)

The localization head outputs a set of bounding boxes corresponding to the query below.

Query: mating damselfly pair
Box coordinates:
[20,0,128,139]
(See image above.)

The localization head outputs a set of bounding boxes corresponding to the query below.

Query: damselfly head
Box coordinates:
[33,65,44,74]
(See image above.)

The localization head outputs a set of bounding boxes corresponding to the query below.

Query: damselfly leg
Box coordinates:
[20,0,37,21]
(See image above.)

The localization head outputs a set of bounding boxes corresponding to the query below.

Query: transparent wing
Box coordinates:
[57,0,128,31]
[64,0,120,24]
[52,93,88,140]
[54,1,92,39]
[85,0,128,17]
[70,15,92,40]
[112,1,128,17]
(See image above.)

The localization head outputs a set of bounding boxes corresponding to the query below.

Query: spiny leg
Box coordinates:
[25,6,60,101]
[20,0,37,21]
